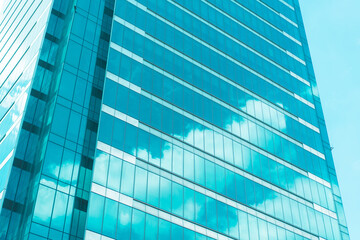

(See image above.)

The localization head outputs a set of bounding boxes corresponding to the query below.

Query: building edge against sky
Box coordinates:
[0,0,350,240]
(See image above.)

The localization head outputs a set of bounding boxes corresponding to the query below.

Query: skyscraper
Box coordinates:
[0,0,350,239]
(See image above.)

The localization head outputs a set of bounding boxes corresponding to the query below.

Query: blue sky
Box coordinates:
[300,0,360,239]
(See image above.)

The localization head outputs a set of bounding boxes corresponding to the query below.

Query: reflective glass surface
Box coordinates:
[0,0,53,221]
[0,0,350,239]
[87,0,349,239]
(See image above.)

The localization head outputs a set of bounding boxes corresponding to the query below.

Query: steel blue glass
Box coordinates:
[0,0,350,239]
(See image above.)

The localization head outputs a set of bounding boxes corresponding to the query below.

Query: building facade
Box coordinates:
[0,0,350,240]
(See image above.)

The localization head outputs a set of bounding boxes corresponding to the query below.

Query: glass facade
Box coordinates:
[0,0,53,228]
[0,0,350,240]
[1,0,113,239]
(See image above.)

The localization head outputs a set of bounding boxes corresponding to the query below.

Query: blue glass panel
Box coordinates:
[131,209,145,240]
[86,193,104,233]
[117,204,132,240]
